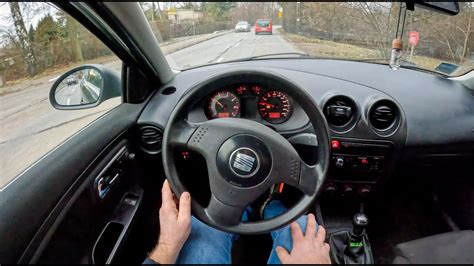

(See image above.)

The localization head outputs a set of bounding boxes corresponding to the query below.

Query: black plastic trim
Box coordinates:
[91,187,143,264]
[0,103,144,263]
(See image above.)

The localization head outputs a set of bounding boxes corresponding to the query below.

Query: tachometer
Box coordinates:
[206,91,240,119]
[258,91,292,123]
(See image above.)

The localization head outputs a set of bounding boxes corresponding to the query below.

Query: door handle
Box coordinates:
[97,172,120,199]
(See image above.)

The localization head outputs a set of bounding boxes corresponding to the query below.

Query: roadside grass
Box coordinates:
[279,29,472,76]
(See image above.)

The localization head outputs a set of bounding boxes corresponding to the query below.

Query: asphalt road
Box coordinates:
[0,27,300,188]
[167,26,302,69]
[55,82,94,106]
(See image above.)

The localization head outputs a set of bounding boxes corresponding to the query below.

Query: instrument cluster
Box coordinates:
[205,84,293,124]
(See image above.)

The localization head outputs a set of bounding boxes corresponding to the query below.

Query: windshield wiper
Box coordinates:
[224,52,312,63]
[397,65,447,76]
[348,58,446,76]
[243,52,312,60]
[183,52,313,70]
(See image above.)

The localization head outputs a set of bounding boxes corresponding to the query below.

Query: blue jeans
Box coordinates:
[175,201,313,264]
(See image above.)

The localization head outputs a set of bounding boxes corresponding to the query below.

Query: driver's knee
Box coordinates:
[177,216,234,263]
[188,216,235,241]
[263,200,288,220]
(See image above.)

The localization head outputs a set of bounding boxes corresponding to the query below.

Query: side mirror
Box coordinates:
[49,64,121,110]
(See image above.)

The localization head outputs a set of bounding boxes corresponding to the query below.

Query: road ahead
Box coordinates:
[0,27,300,188]
[167,27,302,68]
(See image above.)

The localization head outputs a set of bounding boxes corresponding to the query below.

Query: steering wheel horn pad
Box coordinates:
[217,134,272,187]
[162,69,330,234]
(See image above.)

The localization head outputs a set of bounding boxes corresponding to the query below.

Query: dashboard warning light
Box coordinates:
[182,151,190,159]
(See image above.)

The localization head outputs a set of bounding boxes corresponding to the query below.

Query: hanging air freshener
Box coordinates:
[390,2,407,70]
[389,38,403,70]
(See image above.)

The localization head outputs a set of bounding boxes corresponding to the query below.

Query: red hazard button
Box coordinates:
[331,140,340,150]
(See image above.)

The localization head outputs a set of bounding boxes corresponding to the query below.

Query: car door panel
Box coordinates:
[0,102,145,263]
[28,139,139,263]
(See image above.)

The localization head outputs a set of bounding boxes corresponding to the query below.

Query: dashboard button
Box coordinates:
[331,140,340,150]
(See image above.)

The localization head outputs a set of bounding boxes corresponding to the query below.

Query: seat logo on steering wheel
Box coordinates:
[229,148,260,178]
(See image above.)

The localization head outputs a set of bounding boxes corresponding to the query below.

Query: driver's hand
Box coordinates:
[276,214,331,264]
[149,180,191,264]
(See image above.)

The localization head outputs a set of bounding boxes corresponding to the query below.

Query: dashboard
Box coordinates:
[137,59,474,198]
[187,83,309,131]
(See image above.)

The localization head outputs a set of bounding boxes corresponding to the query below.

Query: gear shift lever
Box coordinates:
[329,212,374,264]
[352,213,368,237]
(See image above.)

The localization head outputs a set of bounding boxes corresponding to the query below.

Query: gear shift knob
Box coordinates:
[352,213,369,237]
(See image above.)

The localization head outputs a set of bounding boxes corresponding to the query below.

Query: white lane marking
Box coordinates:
[217,57,224,62]
[66,98,71,105]
[48,76,60,82]
[234,42,241,48]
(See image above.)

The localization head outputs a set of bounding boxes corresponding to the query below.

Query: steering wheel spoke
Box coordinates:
[168,120,199,147]
[272,146,322,196]
[205,195,247,226]
[297,161,323,195]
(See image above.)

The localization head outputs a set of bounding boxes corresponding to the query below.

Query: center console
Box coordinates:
[324,137,395,198]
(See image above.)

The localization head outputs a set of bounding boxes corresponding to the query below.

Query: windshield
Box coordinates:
[142,2,473,76]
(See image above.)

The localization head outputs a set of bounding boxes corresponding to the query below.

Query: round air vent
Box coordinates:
[369,100,398,131]
[323,95,357,127]
[138,125,163,154]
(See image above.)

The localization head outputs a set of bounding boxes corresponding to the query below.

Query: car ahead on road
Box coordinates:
[66,76,78,86]
[1,2,473,265]
[235,21,251,32]
[255,19,272,35]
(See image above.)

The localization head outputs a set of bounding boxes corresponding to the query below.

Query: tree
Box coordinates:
[9,2,37,76]
[281,2,297,33]
[28,24,34,42]
[66,15,83,62]
[34,14,63,69]
[201,2,236,21]
[35,14,61,43]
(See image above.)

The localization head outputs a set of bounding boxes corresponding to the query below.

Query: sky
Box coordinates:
[0,2,58,29]
[0,2,60,47]
[0,2,175,30]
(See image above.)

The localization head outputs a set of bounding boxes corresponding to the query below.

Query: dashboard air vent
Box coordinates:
[324,95,356,127]
[138,125,163,154]
[369,100,398,131]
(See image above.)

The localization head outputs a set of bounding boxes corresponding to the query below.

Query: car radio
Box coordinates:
[325,138,394,197]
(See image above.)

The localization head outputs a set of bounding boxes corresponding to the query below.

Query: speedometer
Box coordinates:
[258,91,292,123]
[206,91,240,119]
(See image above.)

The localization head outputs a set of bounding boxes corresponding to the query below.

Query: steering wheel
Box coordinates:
[162,70,330,234]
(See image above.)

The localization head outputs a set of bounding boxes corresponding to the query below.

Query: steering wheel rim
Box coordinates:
[162,69,330,234]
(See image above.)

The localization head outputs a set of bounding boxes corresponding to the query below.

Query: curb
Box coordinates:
[161,30,233,55]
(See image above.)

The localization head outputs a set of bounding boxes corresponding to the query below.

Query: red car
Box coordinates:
[255,19,272,35]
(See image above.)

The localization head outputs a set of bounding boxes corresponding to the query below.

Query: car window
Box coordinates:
[0,2,122,188]
[257,20,270,27]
